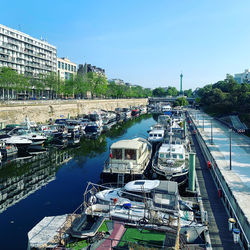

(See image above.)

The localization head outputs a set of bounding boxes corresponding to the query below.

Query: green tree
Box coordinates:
[184,88,192,97]
[166,86,178,96]
[152,87,166,97]
[174,97,188,107]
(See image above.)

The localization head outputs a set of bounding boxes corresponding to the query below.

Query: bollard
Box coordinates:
[188,152,196,192]
[207,160,212,169]
[228,218,236,231]
[218,189,222,198]
[232,228,240,243]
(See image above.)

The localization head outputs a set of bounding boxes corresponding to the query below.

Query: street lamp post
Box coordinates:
[229,128,232,170]
[210,119,213,144]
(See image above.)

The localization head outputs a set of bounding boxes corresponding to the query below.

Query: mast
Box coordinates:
[168,118,173,158]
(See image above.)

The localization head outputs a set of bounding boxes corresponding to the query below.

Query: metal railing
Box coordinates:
[188,111,250,249]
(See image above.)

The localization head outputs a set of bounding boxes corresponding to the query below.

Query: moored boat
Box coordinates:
[84,180,206,243]
[101,137,152,184]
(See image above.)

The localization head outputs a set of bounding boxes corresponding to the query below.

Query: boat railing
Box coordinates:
[103,158,144,173]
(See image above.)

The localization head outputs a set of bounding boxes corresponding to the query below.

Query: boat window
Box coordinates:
[112,148,122,159]
[134,181,145,185]
[125,149,136,160]
[108,190,114,194]
[158,134,162,137]
[154,134,157,137]
[160,153,164,158]
[173,154,177,159]
[120,191,143,201]
[166,153,170,158]
[179,154,183,159]
[149,134,153,137]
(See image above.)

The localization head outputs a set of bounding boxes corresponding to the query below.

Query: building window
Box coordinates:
[74,66,76,72]
[68,64,70,70]
[71,65,73,71]
[58,61,61,68]
[65,63,67,70]
[62,63,64,69]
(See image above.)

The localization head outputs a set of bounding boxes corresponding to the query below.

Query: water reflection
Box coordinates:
[0,114,153,215]
[152,113,159,122]
[106,113,152,138]
[0,150,71,214]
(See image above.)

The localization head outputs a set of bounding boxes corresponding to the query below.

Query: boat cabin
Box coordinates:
[148,129,165,142]
[158,144,185,162]
[110,138,148,164]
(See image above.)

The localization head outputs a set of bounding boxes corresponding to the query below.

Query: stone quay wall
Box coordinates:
[0,98,148,126]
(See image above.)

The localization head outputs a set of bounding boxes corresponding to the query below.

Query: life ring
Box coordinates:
[113,198,118,204]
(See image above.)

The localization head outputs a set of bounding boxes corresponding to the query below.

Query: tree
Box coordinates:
[166,86,178,96]
[44,72,58,99]
[184,88,192,97]
[173,97,188,107]
[152,87,166,97]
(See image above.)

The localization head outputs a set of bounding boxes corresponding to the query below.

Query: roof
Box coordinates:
[149,129,165,134]
[124,180,178,194]
[159,144,185,154]
[111,138,147,150]
[28,214,68,248]
[125,180,160,192]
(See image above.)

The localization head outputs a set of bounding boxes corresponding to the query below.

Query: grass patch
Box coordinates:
[98,220,109,232]
[66,239,88,250]
[118,228,165,248]
[66,220,110,250]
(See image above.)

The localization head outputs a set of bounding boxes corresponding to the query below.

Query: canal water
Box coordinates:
[0,114,155,250]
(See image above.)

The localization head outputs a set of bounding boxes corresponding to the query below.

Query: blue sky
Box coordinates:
[1,0,250,90]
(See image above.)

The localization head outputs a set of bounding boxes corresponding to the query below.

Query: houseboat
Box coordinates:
[101,137,152,184]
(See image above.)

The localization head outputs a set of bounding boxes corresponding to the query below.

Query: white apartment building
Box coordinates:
[0,24,57,77]
[57,57,77,80]
[234,69,250,84]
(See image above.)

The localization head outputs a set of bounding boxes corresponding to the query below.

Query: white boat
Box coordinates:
[88,112,103,130]
[161,104,171,113]
[84,180,207,243]
[1,136,32,151]
[140,106,147,114]
[85,203,206,243]
[102,138,152,183]
[152,124,189,184]
[148,124,165,144]
[7,127,46,146]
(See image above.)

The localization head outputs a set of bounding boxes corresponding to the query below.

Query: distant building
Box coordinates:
[125,82,132,87]
[78,63,105,76]
[57,57,77,80]
[109,78,125,85]
[0,24,57,77]
[234,69,250,84]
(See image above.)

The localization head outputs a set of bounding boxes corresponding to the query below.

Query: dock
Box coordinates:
[188,109,250,249]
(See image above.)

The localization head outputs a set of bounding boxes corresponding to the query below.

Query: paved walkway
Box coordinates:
[190,131,241,249]
[188,109,250,248]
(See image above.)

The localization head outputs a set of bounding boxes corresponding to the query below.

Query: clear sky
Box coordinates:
[1,0,250,90]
